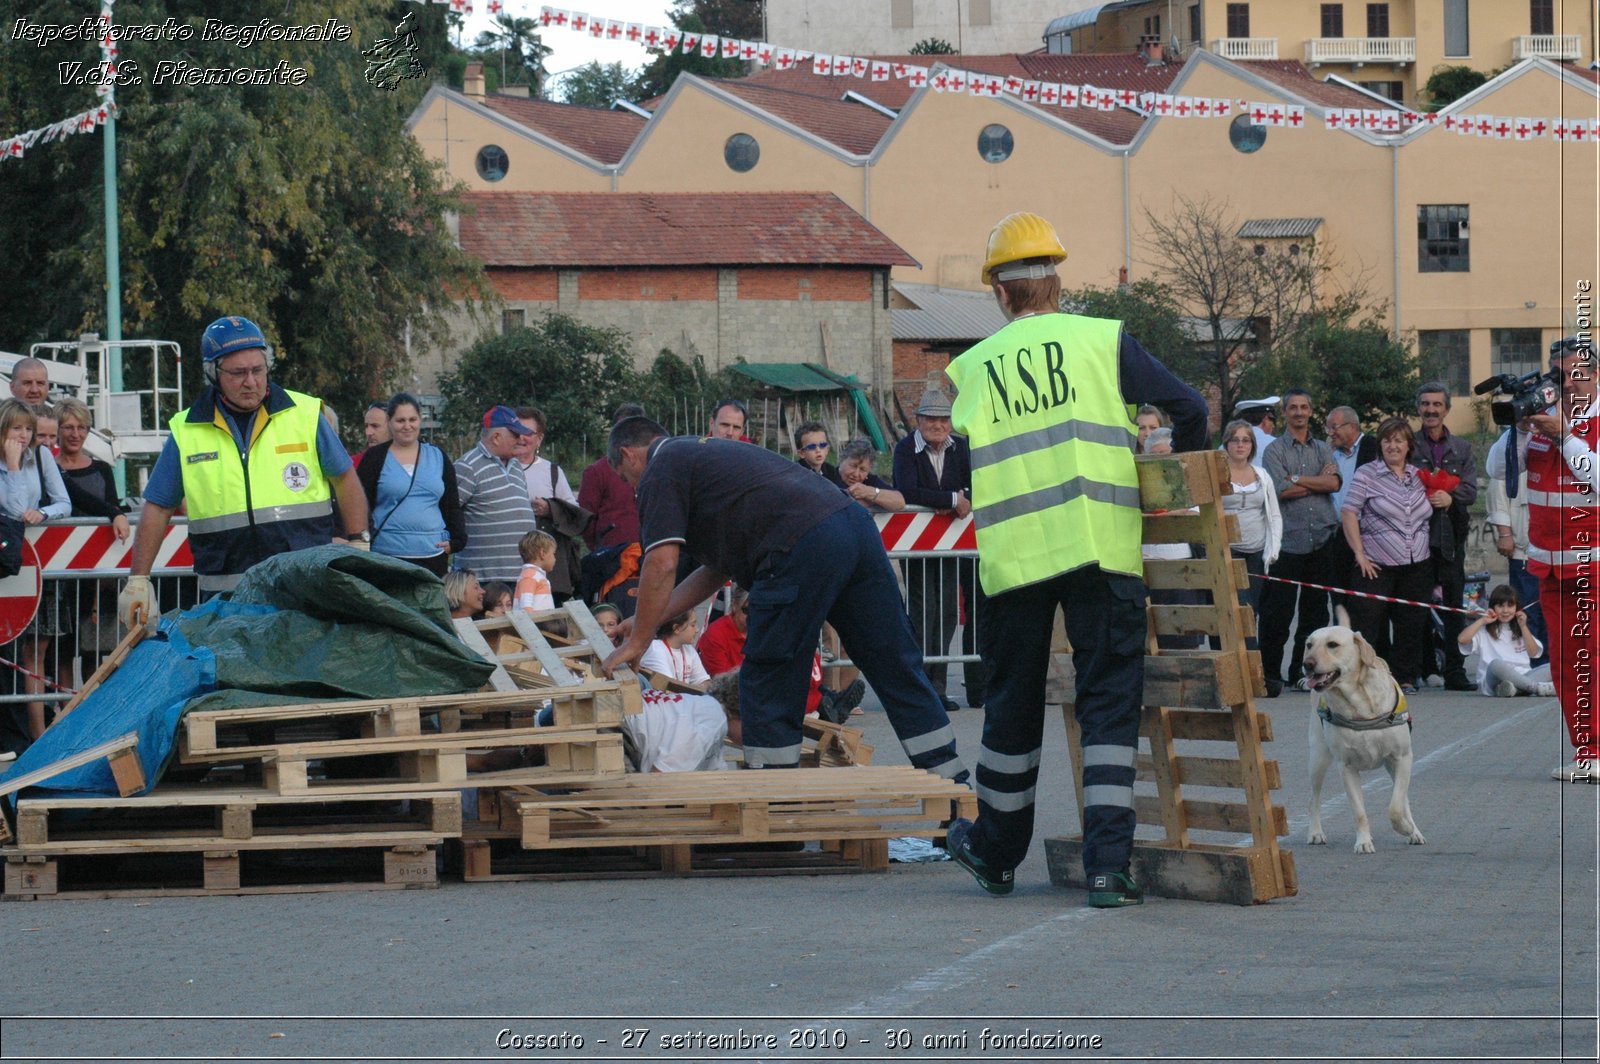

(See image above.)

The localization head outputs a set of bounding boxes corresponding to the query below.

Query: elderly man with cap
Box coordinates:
[1231,397,1279,468]
[119,316,368,621]
[940,211,1206,906]
[893,386,986,711]
[453,405,538,585]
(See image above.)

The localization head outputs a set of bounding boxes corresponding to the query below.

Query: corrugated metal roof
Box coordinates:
[1045,1,1145,38]
[891,283,1009,342]
[1237,218,1323,238]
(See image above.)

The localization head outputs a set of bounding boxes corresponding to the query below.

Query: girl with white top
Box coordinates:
[1220,418,1282,617]
[1458,584,1555,698]
[640,610,712,686]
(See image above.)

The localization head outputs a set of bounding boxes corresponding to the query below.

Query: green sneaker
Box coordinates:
[946,818,1014,896]
[1087,870,1144,908]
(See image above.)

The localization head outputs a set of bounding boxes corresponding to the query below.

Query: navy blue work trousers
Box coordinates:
[963,565,1146,876]
[739,505,965,780]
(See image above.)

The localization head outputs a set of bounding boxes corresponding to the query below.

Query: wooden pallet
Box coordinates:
[455,834,891,880]
[7,787,460,849]
[178,685,632,762]
[1044,451,1297,906]
[476,766,974,851]
[454,601,643,712]
[4,840,439,900]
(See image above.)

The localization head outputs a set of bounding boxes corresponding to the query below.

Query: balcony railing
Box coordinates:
[1211,37,1279,60]
[1304,37,1417,65]
[1513,34,1582,60]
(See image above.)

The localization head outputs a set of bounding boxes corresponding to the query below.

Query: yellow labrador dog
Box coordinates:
[1303,613,1425,854]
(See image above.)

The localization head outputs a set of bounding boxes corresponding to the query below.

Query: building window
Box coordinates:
[475,145,509,182]
[724,132,759,172]
[968,0,992,26]
[1226,3,1250,37]
[1443,0,1469,55]
[1492,328,1543,377]
[1228,113,1267,153]
[1189,3,1202,46]
[1358,79,1405,101]
[890,0,912,29]
[1531,0,1554,35]
[1320,4,1344,37]
[1366,3,1389,38]
[977,123,1014,163]
[502,309,525,334]
[1418,330,1472,396]
[1144,14,1161,37]
[1418,205,1469,272]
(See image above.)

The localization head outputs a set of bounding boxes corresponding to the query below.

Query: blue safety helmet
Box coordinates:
[200,316,274,384]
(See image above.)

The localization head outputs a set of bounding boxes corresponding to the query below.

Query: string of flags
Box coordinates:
[0,0,119,163]
[536,4,1600,141]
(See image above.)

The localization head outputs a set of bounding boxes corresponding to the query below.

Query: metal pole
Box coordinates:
[103,109,128,498]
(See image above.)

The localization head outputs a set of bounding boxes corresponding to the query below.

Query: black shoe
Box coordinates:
[941,696,961,714]
[818,679,866,725]
[965,691,986,709]
[1444,672,1476,692]
[945,818,1014,896]
[1087,870,1144,908]
[1263,680,1283,699]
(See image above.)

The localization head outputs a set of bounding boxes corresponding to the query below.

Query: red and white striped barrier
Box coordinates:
[874,510,975,552]
[24,522,191,573]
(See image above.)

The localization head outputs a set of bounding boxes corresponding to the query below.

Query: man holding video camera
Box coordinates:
[1486,334,1599,783]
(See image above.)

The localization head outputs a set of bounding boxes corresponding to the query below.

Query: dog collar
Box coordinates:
[1317,679,1412,732]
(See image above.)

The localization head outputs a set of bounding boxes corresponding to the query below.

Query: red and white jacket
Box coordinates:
[1491,410,1599,579]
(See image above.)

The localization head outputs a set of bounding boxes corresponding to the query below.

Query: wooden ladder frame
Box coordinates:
[1044,451,1297,905]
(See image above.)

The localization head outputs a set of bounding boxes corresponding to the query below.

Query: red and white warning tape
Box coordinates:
[1250,571,1486,618]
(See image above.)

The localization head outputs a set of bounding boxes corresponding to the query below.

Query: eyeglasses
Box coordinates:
[1226,436,1253,445]
[801,441,830,451]
[219,366,267,381]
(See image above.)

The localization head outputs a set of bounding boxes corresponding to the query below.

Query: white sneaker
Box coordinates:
[1492,680,1517,698]
[1425,674,1445,688]
[1551,762,1600,783]
[1536,681,1557,697]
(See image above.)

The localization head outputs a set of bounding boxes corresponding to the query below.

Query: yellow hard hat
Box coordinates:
[981,212,1067,285]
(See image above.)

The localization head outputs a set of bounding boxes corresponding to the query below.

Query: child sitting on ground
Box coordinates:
[514,530,557,613]
[1458,583,1555,698]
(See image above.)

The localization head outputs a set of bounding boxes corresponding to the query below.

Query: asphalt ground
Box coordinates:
[1,677,1596,1064]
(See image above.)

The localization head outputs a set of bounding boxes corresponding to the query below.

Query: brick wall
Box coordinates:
[736,267,873,302]
[577,267,718,301]
[495,269,559,301]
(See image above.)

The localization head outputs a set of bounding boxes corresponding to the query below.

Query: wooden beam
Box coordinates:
[0,732,141,800]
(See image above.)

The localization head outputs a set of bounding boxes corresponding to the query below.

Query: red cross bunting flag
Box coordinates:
[871,61,890,82]
[570,12,589,32]
[587,15,603,36]
[1039,83,1059,105]
[661,28,679,49]
[831,54,851,76]
[697,33,718,56]
[625,22,641,41]
[775,47,795,69]
[720,36,740,58]
[756,44,772,65]
[907,66,928,87]
[1022,81,1040,102]
[851,56,869,77]
[811,52,829,74]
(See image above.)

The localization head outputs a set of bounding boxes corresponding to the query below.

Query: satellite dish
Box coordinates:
[1229,113,1266,154]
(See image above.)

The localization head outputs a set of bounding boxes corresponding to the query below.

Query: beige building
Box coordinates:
[409,48,1600,432]
[1059,0,1599,106]
[765,0,1099,58]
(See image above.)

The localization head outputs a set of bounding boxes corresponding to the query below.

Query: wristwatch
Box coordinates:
[1290,474,1302,485]
[347,529,371,543]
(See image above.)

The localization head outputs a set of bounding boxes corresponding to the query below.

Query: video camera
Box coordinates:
[1473,369,1560,428]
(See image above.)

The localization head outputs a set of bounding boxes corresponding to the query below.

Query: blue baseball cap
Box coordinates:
[482,405,533,435]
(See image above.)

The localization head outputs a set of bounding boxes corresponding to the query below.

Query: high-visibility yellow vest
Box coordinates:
[947,312,1142,594]
[169,386,334,585]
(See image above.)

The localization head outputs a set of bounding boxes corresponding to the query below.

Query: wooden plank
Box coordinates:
[107,749,146,797]
[1134,794,1289,836]
[505,609,579,685]
[1045,836,1297,905]
[51,620,153,723]
[384,845,437,886]
[1143,557,1250,592]
[5,855,58,896]
[564,601,643,716]
[1049,652,1248,709]
[0,732,141,800]
[452,617,518,691]
[1164,708,1273,743]
[1134,753,1281,791]
[1144,706,1188,845]
[1135,452,1223,511]
[1141,512,1240,546]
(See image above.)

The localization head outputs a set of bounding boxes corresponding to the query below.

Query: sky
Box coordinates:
[458,0,676,85]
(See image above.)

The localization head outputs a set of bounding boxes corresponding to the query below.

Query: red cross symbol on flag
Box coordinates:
[1552,119,1569,139]
[741,41,757,59]
[1061,87,1077,106]
[1005,76,1022,93]
[7,141,20,158]
[1251,105,1268,124]
[1572,122,1590,141]
[893,63,907,78]
[589,17,605,37]
[1362,110,1380,128]
[1475,117,1492,135]
[1531,118,1548,136]
[872,62,889,81]
[1266,106,1284,125]
[1286,106,1305,127]
[700,35,719,56]
[757,46,772,64]
[813,53,831,74]
[644,27,661,45]
[1040,83,1058,104]
[1215,99,1231,116]
[605,21,622,39]
[571,14,588,33]
[1402,111,1420,125]
[1194,98,1212,116]
[909,67,928,87]
[1380,112,1398,131]
[488,0,502,12]
[621,23,638,41]
[1443,114,1458,130]
[931,72,949,91]
[681,31,698,51]
[721,37,740,57]
[1174,98,1191,117]
[539,6,554,24]
[556,9,571,26]
[949,73,966,92]
[662,30,679,49]
[1112,88,1133,106]
[852,57,868,76]
[1022,81,1039,102]
[96,106,108,122]
[1514,119,1531,140]
[1326,110,1344,128]
[832,55,851,75]
[1492,119,1510,138]
[450,0,465,12]
[776,50,793,68]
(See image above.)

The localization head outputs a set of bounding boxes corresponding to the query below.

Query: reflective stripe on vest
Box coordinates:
[1526,418,1600,578]
[947,312,1142,594]
[170,388,333,578]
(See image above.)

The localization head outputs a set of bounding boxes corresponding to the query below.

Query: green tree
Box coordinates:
[0,0,489,430]
[557,62,641,108]
[1422,65,1488,109]
[1241,312,1421,427]
[438,315,636,466]
[473,13,550,91]
[1061,279,1194,382]
[909,38,958,54]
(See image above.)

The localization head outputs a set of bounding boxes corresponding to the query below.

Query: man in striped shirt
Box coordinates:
[454,405,537,583]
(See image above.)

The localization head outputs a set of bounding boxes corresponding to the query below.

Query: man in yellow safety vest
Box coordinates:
[943,212,1207,906]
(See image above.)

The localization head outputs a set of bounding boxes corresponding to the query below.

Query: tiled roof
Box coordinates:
[1237,218,1323,238]
[479,94,647,164]
[1017,53,1185,93]
[1235,61,1400,111]
[702,79,894,155]
[741,55,1031,111]
[458,191,918,268]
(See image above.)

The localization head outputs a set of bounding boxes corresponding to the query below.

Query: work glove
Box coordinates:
[118,575,156,628]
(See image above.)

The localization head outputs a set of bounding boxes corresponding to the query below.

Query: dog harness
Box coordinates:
[1317,680,1412,732]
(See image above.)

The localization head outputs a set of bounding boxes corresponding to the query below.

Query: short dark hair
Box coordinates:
[710,399,747,422]
[1375,416,1415,450]
[515,406,546,433]
[1416,380,1452,409]
[613,402,645,423]
[793,420,827,448]
[838,439,877,466]
[1282,387,1312,405]
[386,392,420,419]
[366,401,388,414]
[608,415,668,467]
